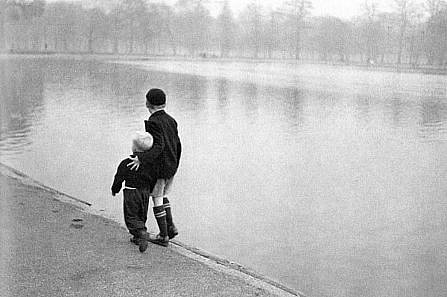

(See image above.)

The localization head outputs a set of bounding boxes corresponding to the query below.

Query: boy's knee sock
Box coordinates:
[163,197,174,227]
[153,205,168,238]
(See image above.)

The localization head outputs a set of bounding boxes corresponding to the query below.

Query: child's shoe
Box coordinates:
[138,237,148,252]
[148,233,169,247]
[130,236,139,245]
[137,230,149,252]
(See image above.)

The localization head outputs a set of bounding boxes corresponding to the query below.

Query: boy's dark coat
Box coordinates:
[136,110,181,179]
[111,158,155,195]
[111,158,154,235]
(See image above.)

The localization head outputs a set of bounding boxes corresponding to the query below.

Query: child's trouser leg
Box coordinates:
[123,188,149,237]
[140,188,151,230]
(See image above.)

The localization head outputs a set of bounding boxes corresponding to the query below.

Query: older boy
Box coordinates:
[111,131,155,253]
[128,88,182,247]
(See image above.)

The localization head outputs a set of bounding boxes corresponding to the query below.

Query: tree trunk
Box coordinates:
[254,42,259,59]
[0,12,5,52]
[144,41,149,55]
[63,36,68,52]
[113,36,118,54]
[397,20,407,65]
[295,29,300,60]
[88,28,94,53]
[129,35,134,54]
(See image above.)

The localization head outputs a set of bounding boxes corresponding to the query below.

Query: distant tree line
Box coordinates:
[1,0,447,67]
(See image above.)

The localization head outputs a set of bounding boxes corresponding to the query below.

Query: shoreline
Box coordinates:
[0,162,303,297]
[2,52,447,76]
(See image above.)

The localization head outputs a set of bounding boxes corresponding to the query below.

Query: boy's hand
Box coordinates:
[127,155,141,171]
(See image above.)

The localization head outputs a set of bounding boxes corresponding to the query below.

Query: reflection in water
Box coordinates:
[388,97,406,127]
[174,75,208,113]
[240,82,259,119]
[1,58,447,297]
[214,78,230,121]
[419,99,447,141]
[276,87,306,130]
[217,78,229,108]
[421,99,447,125]
[0,59,45,154]
[355,94,373,126]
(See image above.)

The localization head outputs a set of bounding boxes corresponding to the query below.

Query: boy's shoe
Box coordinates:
[148,233,169,247]
[168,225,178,239]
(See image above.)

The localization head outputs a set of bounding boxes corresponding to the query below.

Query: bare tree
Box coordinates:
[424,0,447,17]
[265,11,280,59]
[3,0,445,68]
[376,12,395,64]
[278,0,312,60]
[159,4,179,55]
[118,0,147,54]
[0,0,8,51]
[175,0,212,56]
[362,0,380,64]
[84,8,108,53]
[312,16,349,62]
[216,0,234,58]
[425,5,447,66]
[394,0,417,65]
[239,2,263,58]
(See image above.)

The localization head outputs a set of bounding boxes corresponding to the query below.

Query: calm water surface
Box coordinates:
[1,56,447,297]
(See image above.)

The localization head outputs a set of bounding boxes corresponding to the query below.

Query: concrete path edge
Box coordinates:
[0,162,304,297]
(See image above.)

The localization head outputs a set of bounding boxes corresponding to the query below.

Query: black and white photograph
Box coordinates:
[1,0,446,296]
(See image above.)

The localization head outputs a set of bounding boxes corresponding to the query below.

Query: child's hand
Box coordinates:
[127,155,141,171]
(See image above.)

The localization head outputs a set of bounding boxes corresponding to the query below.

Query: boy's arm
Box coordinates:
[111,161,126,195]
[177,141,182,166]
[135,120,164,166]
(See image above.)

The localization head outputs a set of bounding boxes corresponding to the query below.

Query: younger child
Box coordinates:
[111,131,155,253]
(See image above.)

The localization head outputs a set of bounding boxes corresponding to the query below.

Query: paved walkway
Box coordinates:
[0,169,299,297]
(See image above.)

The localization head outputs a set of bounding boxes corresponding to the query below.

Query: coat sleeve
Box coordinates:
[136,120,164,165]
[111,161,126,195]
[176,141,182,167]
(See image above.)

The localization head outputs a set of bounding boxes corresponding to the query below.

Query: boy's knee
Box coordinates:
[152,196,164,207]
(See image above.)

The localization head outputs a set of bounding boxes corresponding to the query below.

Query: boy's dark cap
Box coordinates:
[146,88,166,106]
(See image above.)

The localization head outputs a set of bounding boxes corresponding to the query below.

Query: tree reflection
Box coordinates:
[171,74,208,113]
[240,81,258,119]
[0,58,45,154]
[270,86,305,130]
[216,78,229,108]
[420,100,447,125]
[419,98,447,141]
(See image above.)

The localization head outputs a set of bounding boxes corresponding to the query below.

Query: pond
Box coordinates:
[1,56,446,297]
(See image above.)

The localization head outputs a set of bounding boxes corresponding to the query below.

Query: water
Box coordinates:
[1,56,447,297]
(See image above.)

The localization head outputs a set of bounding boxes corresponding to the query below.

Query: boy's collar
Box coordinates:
[150,109,165,116]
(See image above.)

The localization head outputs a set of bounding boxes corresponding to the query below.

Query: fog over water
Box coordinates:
[1,56,447,297]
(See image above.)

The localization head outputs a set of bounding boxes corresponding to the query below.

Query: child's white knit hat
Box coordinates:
[132,131,153,152]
